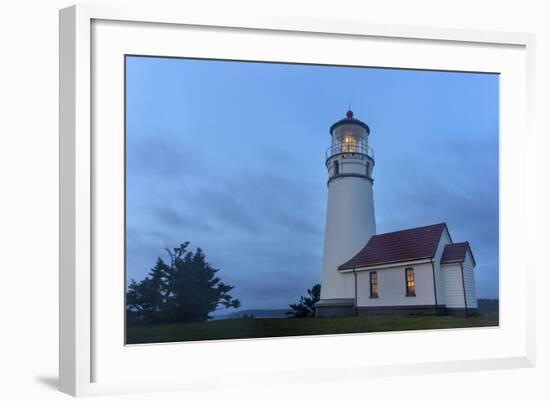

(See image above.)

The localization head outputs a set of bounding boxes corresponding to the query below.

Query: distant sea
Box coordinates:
[476,298,499,315]
[211,309,291,320]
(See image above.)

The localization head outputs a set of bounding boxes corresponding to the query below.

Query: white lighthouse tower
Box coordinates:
[316,110,376,317]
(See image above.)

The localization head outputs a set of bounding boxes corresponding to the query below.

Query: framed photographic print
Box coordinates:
[59,3,536,397]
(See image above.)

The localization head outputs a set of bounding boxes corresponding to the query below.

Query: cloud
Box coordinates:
[126,133,201,180]
[153,205,216,233]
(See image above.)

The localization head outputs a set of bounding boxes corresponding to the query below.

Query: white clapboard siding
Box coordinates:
[432,228,452,306]
[355,262,435,307]
[462,252,478,308]
[441,263,466,308]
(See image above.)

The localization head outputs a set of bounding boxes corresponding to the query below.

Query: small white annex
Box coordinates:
[316,111,479,317]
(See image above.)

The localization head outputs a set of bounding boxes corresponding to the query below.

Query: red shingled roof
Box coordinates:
[440,242,474,265]
[338,223,447,271]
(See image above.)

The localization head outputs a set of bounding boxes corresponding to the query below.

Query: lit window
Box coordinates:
[369,271,378,298]
[405,268,416,296]
[342,135,357,152]
[333,160,339,175]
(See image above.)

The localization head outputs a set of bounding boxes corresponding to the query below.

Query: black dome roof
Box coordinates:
[329,110,370,135]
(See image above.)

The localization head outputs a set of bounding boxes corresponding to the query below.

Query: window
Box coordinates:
[333,160,339,175]
[405,268,416,296]
[369,271,378,298]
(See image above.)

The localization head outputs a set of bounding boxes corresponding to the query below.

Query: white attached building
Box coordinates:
[316,111,478,317]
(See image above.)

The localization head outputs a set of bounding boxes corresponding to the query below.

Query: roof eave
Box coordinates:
[430,222,449,260]
[329,118,370,135]
[465,241,477,267]
[338,257,433,272]
[440,260,465,265]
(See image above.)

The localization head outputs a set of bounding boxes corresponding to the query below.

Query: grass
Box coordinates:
[126,313,499,344]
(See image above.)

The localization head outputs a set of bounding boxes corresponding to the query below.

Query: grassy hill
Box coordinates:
[127,313,499,344]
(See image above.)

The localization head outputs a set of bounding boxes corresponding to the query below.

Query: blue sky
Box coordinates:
[126,56,499,311]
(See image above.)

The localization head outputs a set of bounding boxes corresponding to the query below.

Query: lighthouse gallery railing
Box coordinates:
[325,140,375,160]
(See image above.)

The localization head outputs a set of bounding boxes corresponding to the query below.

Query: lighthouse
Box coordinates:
[314,111,480,318]
[316,110,376,317]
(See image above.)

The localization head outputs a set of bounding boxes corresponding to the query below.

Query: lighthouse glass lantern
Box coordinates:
[326,110,374,179]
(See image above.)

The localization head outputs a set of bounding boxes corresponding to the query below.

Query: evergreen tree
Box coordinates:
[287,284,321,318]
[126,242,240,324]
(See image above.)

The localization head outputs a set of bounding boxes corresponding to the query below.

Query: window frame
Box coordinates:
[405,267,416,297]
[59,6,536,395]
[369,271,379,298]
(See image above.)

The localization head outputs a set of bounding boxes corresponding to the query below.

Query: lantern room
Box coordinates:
[326,110,373,160]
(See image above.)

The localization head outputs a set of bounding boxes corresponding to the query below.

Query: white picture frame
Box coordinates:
[59,3,536,397]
